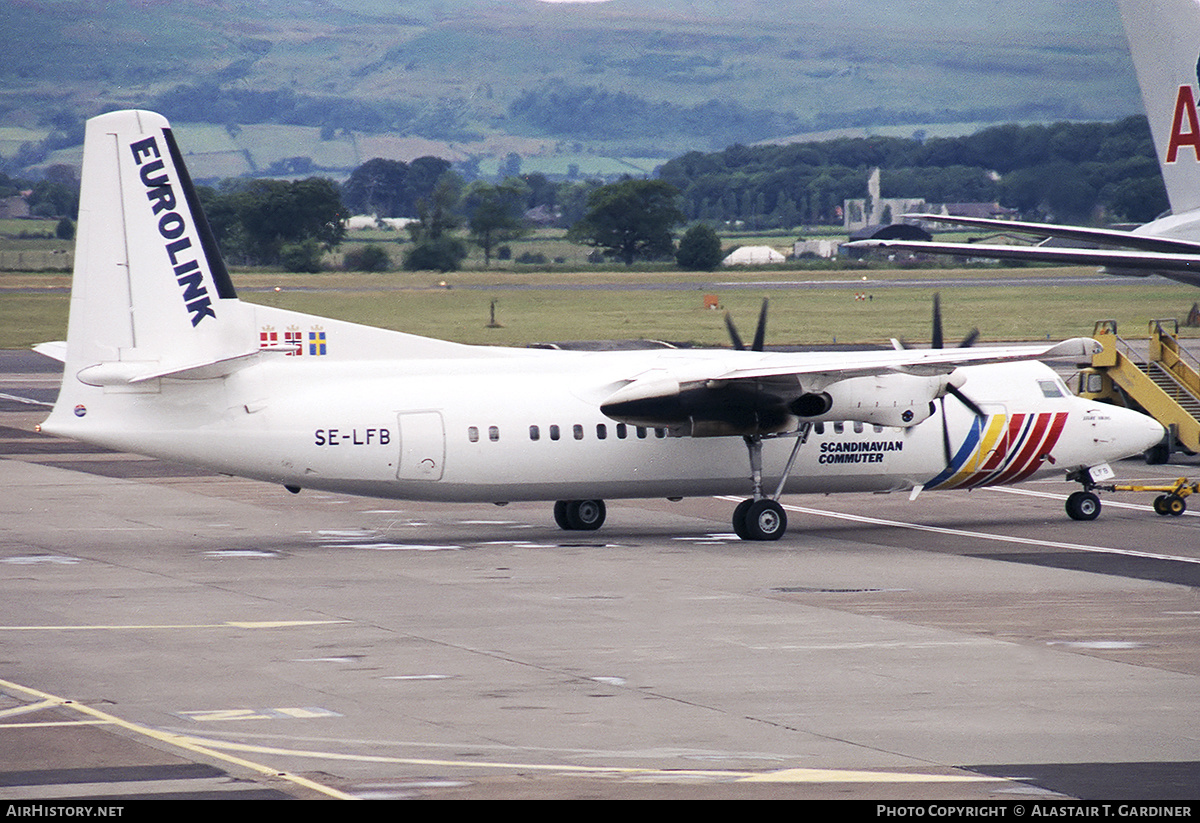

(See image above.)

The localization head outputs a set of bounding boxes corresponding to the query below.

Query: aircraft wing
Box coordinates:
[846,238,1200,287]
[900,213,1200,255]
[600,338,1100,436]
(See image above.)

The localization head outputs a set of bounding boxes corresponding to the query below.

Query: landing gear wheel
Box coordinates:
[568,499,606,530]
[554,499,606,531]
[1066,490,1101,521]
[731,499,754,539]
[553,500,572,530]
[742,499,787,541]
[1165,494,1187,516]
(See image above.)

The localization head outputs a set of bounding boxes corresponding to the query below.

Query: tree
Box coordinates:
[342,156,454,218]
[402,172,468,272]
[401,237,467,272]
[55,217,75,241]
[342,158,409,217]
[675,224,723,270]
[568,179,683,265]
[465,180,529,266]
[343,244,391,272]
[201,177,345,266]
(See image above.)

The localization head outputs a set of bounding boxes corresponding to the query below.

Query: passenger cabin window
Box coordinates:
[550,424,560,441]
[573,424,584,440]
[853,421,864,433]
[596,424,607,440]
[529,425,540,441]
[616,423,628,439]
[468,426,479,443]
[488,426,500,442]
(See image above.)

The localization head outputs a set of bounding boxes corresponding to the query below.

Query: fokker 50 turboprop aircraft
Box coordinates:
[851,0,1200,285]
[35,110,1164,540]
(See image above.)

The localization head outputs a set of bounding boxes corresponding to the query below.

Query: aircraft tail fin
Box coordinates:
[1119,0,1200,215]
[57,110,249,375]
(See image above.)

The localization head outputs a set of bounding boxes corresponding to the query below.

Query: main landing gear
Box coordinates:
[731,425,811,541]
[554,499,607,531]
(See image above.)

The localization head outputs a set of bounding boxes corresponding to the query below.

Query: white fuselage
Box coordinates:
[45,347,1163,504]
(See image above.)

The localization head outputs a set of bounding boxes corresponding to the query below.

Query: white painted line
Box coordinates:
[717,496,1200,566]
[0,392,52,408]
[987,485,1200,516]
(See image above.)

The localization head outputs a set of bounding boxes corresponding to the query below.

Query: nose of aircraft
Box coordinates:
[1108,404,1166,457]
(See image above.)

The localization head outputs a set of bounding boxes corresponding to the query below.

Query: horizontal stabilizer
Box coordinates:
[33,341,67,362]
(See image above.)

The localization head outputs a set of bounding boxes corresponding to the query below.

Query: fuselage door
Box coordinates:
[396,411,445,481]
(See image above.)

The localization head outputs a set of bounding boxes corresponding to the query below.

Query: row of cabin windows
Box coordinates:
[463,421,893,443]
[813,421,887,435]
[465,423,669,443]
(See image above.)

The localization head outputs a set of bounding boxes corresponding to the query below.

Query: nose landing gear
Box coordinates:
[1065,489,1102,521]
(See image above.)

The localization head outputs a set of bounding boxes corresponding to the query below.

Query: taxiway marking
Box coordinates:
[718,496,1200,566]
[0,620,350,631]
[183,736,1004,785]
[0,677,355,800]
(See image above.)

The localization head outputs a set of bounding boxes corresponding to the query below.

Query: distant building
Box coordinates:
[723,245,786,265]
[843,168,926,233]
[843,168,1017,232]
[911,202,1018,220]
[0,196,30,220]
[792,238,840,258]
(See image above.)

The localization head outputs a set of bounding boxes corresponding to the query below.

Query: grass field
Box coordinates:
[4,266,1198,350]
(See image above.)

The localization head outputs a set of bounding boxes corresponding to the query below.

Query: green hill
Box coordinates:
[1,0,1142,178]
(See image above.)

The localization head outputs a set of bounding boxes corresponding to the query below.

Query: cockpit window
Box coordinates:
[1038,380,1064,398]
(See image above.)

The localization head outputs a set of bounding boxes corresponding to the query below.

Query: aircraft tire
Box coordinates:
[567,499,606,530]
[732,499,754,539]
[1066,491,1101,521]
[553,500,572,530]
[744,499,787,541]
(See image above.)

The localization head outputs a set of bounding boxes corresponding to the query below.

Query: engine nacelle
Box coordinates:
[790,372,948,428]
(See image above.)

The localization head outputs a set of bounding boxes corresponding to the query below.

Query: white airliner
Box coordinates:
[34,110,1163,540]
[852,0,1200,286]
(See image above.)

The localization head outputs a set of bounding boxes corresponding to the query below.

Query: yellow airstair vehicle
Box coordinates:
[1076,319,1200,465]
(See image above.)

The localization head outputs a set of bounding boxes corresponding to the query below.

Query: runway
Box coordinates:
[2,351,1199,800]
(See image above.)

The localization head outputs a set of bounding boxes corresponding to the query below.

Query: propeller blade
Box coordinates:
[751,298,768,352]
[940,397,953,465]
[931,293,943,349]
[946,383,986,418]
[725,312,745,351]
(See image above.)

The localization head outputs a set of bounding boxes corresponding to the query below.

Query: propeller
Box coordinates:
[725,298,769,352]
[930,293,979,349]
[928,293,986,465]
